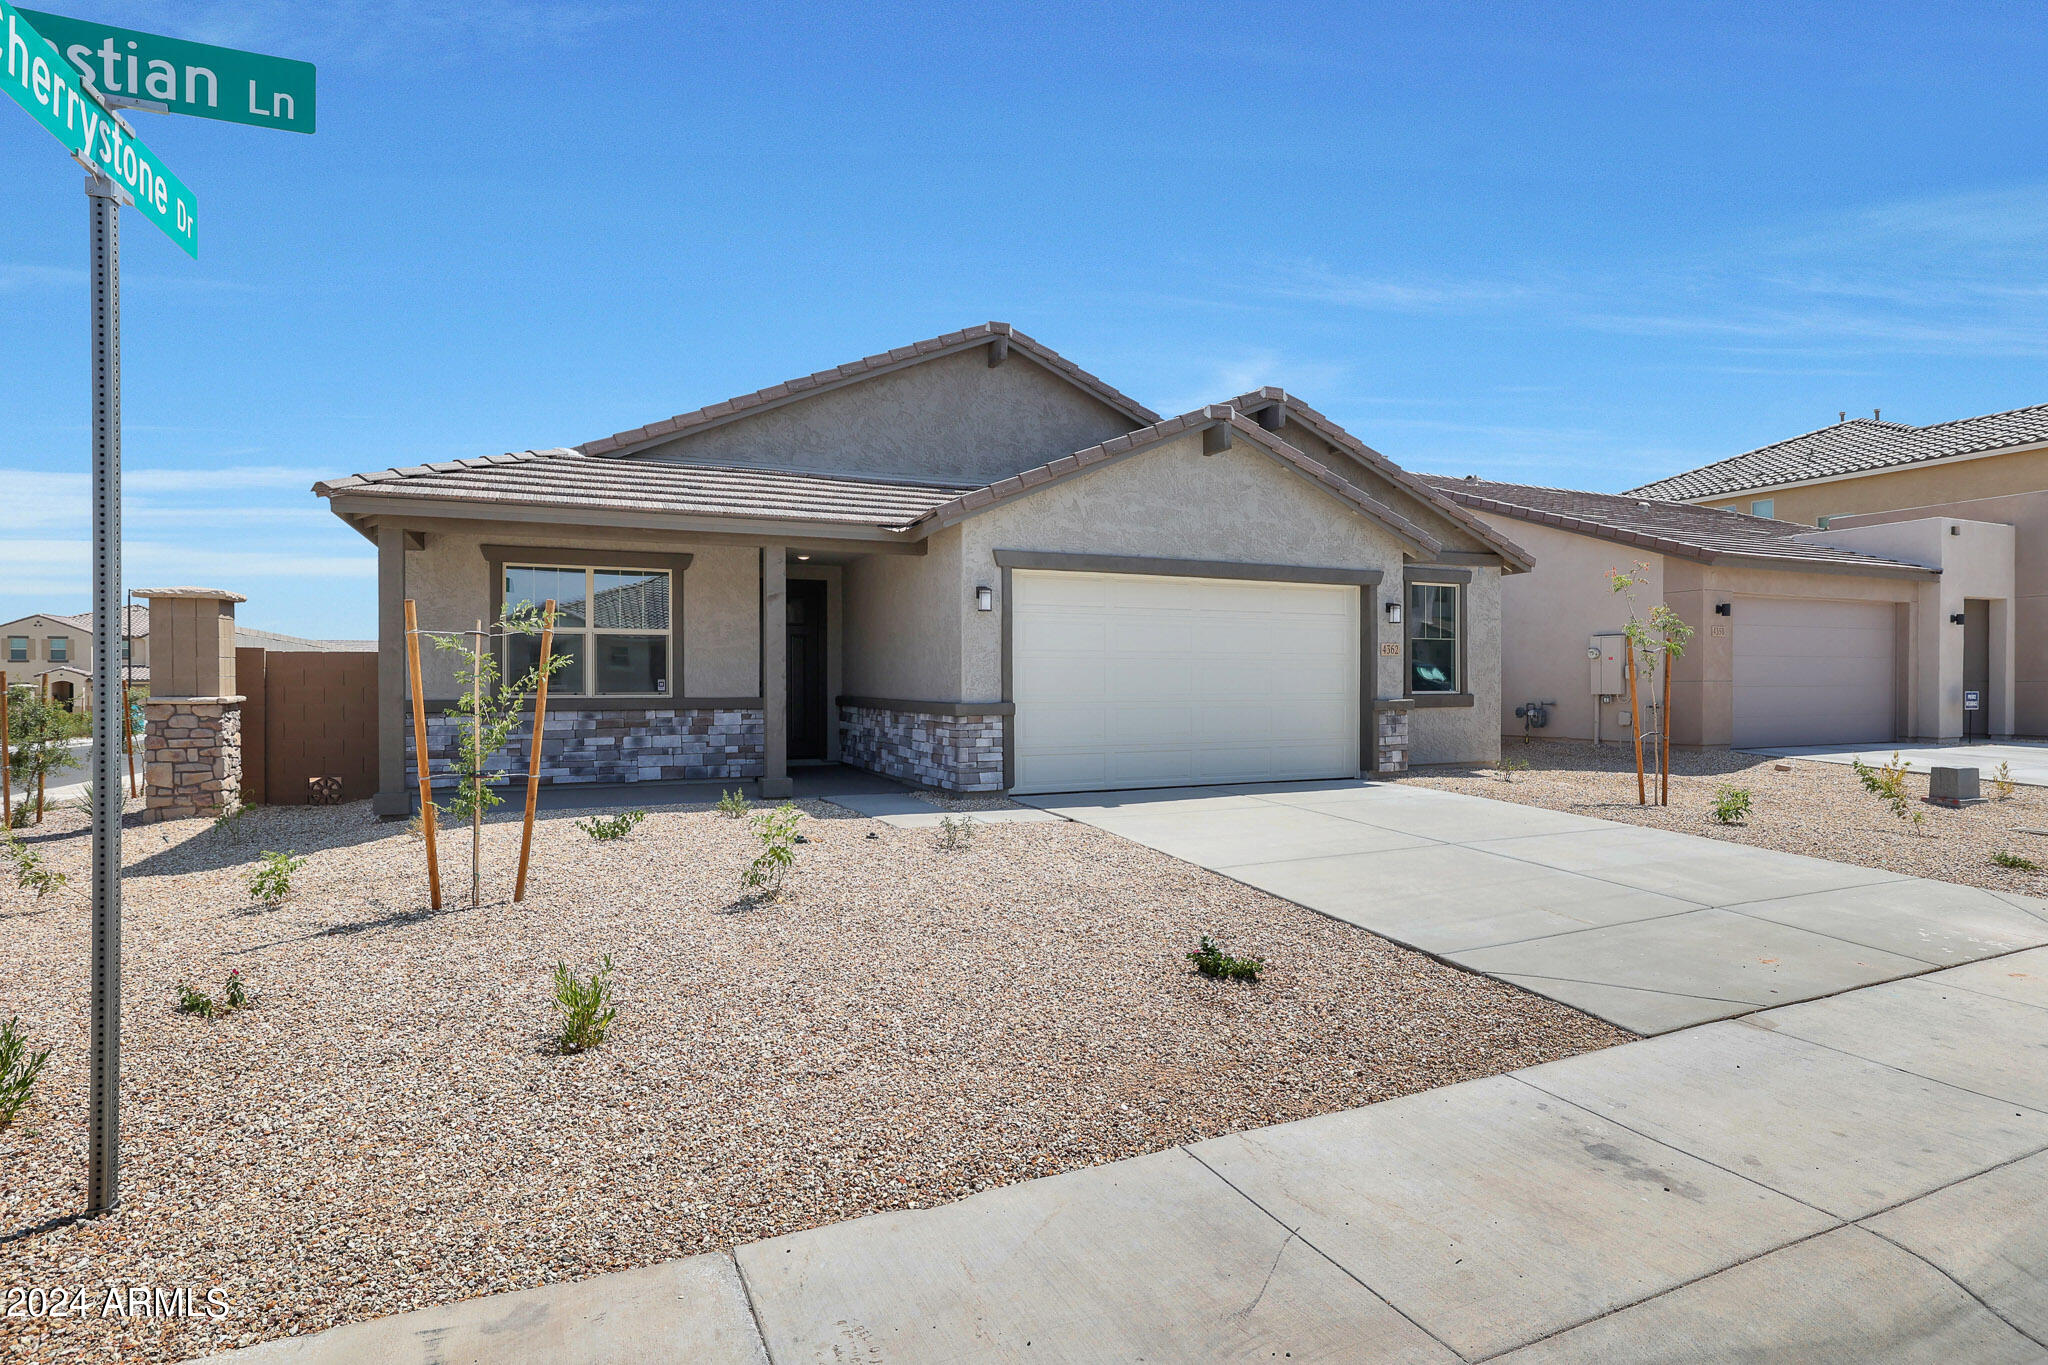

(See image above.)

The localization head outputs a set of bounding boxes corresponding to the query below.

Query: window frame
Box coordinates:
[1402,568,1473,707]
[1750,498,1776,519]
[5,636,25,663]
[485,547,694,702]
[46,636,69,663]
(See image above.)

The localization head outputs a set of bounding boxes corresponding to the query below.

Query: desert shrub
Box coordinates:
[742,804,806,893]
[177,983,216,1019]
[249,850,306,907]
[0,1016,51,1129]
[1497,758,1530,783]
[575,809,646,842]
[1993,850,2041,872]
[1710,786,1753,825]
[71,783,94,820]
[178,971,251,1020]
[213,801,249,832]
[1188,934,1263,982]
[224,969,249,1012]
[1988,762,2018,803]
[6,799,35,830]
[936,814,976,850]
[1852,752,1924,830]
[2,831,68,898]
[553,956,617,1053]
[715,789,750,819]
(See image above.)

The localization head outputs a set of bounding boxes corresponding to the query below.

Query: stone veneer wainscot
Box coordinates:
[143,697,243,821]
[1374,700,1411,774]
[839,703,1005,792]
[407,707,764,787]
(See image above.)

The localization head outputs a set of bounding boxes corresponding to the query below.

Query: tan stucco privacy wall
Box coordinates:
[633,347,1141,487]
[397,524,761,699]
[1831,495,2048,736]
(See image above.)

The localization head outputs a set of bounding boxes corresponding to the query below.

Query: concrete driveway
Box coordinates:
[1752,741,2048,789]
[1019,780,2048,1034]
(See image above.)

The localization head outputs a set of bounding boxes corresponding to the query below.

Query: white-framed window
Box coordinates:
[6,636,25,662]
[1408,582,1461,694]
[47,636,68,663]
[501,563,672,696]
[1750,498,1775,518]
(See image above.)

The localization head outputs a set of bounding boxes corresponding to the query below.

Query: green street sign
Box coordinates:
[21,8,314,133]
[1,1,196,255]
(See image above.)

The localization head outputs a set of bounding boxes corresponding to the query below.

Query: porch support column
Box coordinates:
[759,544,792,799]
[372,523,411,816]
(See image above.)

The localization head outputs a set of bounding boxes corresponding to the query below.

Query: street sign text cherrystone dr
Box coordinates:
[0,0,196,254]
[22,7,315,133]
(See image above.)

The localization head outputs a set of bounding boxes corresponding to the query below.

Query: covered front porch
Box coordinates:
[355,513,996,816]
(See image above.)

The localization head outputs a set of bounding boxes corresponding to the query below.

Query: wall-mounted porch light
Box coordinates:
[1384,601,1403,625]
[975,585,993,612]
[1950,612,1967,626]
[1714,602,1731,617]
[795,553,811,561]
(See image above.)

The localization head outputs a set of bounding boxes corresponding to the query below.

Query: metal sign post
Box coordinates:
[84,167,124,1214]
[4,1,312,1219]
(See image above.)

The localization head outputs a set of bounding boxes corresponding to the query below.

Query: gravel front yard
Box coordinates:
[1,796,1624,1362]
[1402,742,2048,895]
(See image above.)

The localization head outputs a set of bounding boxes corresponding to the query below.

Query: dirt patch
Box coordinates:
[0,796,1623,1362]
[1403,743,2048,895]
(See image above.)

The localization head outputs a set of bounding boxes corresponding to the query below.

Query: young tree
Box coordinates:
[7,686,79,825]
[426,606,571,906]
[1605,564,1694,806]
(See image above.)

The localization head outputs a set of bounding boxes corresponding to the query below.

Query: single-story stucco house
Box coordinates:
[314,323,1533,813]
[1423,476,2018,749]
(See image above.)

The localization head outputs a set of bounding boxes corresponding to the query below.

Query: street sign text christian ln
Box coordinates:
[0,1,195,254]
[21,8,314,133]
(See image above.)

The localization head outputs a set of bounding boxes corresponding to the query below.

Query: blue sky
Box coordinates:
[4,1,2046,637]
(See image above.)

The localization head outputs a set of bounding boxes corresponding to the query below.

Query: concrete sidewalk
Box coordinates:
[1752,741,2048,789]
[206,946,2048,1363]
[1023,780,2048,1034]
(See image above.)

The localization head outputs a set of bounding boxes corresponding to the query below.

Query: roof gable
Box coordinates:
[1627,402,2048,501]
[580,323,1158,465]
[1221,387,1535,572]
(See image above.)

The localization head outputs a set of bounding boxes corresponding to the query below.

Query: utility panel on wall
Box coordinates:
[1590,633,1628,696]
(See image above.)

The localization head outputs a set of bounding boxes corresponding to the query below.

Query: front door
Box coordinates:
[786,579,829,761]
[1964,599,1990,741]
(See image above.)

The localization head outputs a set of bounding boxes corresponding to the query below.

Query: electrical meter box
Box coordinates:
[1590,633,1627,695]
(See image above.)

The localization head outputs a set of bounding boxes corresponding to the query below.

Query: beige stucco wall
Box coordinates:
[840,532,963,702]
[1476,514,1665,744]
[398,525,761,699]
[1702,446,2048,526]
[0,614,91,681]
[632,347,1141,485]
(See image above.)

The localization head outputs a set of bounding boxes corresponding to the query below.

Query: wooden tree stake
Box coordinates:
[471,620,484,910]
[122,685,138,798]
[1660,649,1673,807]
[513,601,556,903]
[403,600,441,911]
[1,670,11,827]
[1625,645,1646,806]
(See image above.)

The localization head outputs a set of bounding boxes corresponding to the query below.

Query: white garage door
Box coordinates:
[1732,597,1897,747]
[1010,570,1359,794]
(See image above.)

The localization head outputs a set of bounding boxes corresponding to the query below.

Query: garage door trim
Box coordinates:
[996,550,1379,792]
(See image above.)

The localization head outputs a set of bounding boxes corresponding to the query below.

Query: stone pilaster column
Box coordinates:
[142,695,243,821]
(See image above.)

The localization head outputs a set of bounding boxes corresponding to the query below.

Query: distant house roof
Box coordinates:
[1421,476,1938,578]
[234,627,374,652]
[13,606,149,636]
[577,322,1160,459]
[1627,403,2048,501]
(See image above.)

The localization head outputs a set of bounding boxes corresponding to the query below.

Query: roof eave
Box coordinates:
[322,492,932,549]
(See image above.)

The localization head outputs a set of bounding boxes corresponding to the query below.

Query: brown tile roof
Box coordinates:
[1627,402,2048,501]
[577,323,1160,458]
[908,407,1444,556]
[1222,387,1535,573]
[1422,476,1938,578]
[316,449,974,531]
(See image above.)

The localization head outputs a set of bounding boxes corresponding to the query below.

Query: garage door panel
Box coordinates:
[1012,570,1360,794]
[1733,597,1896,748]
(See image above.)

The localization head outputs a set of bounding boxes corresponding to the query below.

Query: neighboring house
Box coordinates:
[1426,477,2016,749]
[1629,404,2048,735]
[0,607,147,703]
[314,322,1533,812]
